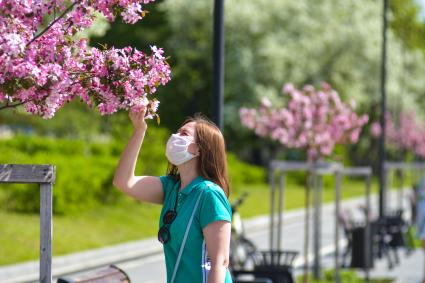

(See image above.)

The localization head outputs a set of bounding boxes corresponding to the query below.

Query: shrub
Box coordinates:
[0,127,268,214]
[0,128,170,214]
[227,153,266,193]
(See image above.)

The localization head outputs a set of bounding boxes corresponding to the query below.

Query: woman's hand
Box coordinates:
[129,107,147,132]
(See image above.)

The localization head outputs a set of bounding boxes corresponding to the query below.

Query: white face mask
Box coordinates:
[165,134,197,166]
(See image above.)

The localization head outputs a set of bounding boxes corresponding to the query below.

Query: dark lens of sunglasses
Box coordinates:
[158,226,170,244]
[163,210,177,224]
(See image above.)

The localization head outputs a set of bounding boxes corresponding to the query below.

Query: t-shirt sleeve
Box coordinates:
[159,175,174,201]
[199,187,232,229]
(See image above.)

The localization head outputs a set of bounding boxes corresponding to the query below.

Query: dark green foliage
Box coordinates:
[0,100,103,140]
[0,129,267,214]
[390,0,425,52]
[0,139,122,214]
[227,153,267,193]
[0,128,170,214]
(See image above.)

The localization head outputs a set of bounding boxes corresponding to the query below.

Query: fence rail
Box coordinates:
[0,164,55,283]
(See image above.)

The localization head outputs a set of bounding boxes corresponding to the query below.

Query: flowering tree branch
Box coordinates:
[0,0,171,119]
[26,1,79,47]
[0,101,26,110]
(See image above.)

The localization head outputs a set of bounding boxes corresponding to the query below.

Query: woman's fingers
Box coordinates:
[129,110,139,122]
[130,106,146,119]
[137,107,147,122]
[129,106,148,131]
[139,106,147,117]
[129,111,134,121]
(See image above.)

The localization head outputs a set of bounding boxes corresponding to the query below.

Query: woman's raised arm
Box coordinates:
[112,108,164,204]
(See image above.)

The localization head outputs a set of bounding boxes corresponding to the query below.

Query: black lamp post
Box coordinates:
[213,0,225,131]
[379,0,388,219]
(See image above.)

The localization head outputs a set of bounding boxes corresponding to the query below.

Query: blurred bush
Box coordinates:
[0,126,170,214]
[227,153,266,193]
[0,127,267,214]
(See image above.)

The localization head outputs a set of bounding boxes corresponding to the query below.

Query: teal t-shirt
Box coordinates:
[159,175,233,283]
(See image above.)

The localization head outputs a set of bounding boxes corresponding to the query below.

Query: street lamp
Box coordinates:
[379,0,388,219]
[213,0,225,131]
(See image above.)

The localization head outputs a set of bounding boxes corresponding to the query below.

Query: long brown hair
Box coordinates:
[166,114,230,197]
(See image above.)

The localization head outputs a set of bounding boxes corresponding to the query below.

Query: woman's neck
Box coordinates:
[178,161,199,190]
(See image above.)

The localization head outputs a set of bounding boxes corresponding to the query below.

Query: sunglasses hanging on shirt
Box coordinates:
[158,187,179,244]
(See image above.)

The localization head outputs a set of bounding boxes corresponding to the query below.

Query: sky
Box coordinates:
[417,0,425,20]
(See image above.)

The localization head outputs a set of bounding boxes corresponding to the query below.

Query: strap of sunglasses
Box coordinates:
[170,189,205,283]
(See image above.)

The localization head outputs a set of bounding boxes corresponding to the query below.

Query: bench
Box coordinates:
[57,265,130,283]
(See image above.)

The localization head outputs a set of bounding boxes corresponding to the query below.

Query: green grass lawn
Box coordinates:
[0,199,162,266]
[236,177,379,219]
[0,177,386,266]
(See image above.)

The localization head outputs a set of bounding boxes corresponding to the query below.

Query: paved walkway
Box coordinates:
[314,241,424,283]
[369,249,424,283]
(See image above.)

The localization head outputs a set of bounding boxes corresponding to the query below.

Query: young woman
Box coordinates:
[113,107,233,283]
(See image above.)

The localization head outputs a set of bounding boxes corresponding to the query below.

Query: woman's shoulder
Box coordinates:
[198,179,225,195]
[196,179,232,228]
[197,179,231,208]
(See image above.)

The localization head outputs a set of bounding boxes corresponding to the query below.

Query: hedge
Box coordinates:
[0,128,266,214]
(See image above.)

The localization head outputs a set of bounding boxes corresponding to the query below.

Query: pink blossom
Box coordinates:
[150,45,165,60]
[370,122,382,138]
[150,99,160,112]
[239,108,257,129]
[372,111,425,157]
[350,128,361,143]
[282,83,295,94]
[239,82,368,161]
[303,84,314,93]
[0,0,170,119]
[2,33,25,56]
[260,97,272,108]
[0,91,7,102]
[320,142,334,156]
[121,3,143,24]
[255,125,268,137]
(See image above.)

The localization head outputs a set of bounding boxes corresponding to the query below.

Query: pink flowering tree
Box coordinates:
[240,82,368,282]
[240,82,369,162]
[0,0,171,120]
[370,112,425,159]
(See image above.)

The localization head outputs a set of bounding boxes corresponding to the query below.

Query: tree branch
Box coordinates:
[0,100,29,110]
[0,92,53,112]
[26,1,79,47]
